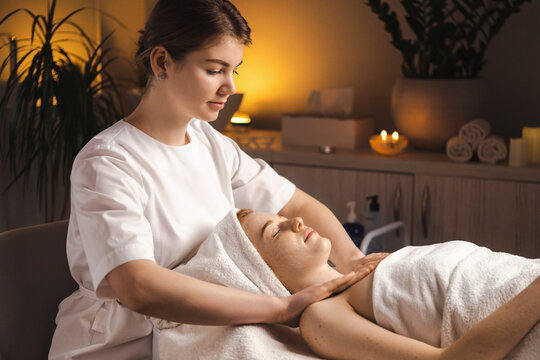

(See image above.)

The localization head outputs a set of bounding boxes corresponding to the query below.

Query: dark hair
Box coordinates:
[136,0,251,77]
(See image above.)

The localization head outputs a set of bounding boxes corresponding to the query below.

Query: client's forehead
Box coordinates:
[240,212,279,239]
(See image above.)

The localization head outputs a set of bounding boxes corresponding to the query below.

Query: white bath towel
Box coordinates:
[477,135,508,164]
[446,136,473,163]
[152,209,321,360]
[459,118,491,150]
[373,241,540,359]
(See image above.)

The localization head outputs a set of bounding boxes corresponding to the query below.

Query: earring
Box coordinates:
[157,73,166,81]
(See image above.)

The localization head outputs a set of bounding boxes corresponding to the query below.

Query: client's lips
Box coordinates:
[305,228,317,242]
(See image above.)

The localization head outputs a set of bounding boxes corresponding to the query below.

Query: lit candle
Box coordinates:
[380,130,388,142]
[391,131,399,144]
[522,127,540,164]
[370,130,408,155]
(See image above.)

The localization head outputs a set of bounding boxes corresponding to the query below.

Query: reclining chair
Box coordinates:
[0,220,77,360]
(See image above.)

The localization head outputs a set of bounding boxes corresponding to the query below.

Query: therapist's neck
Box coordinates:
[125,84,191,146]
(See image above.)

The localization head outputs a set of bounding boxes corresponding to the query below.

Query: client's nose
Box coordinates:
[290,217,303,232]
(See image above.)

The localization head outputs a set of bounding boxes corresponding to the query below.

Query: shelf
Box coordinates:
[223,130,540,183]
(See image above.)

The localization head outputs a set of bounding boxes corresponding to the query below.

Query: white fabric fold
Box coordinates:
[446,136,473,163]
[459,118,491,150]
[152,209,321,360]
[477,135,508,164]
[373,241,540,359]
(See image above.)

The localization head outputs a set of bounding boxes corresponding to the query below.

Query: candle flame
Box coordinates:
[380,130,387,141]
[392,131,399,141]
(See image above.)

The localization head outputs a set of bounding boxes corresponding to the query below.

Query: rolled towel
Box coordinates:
[446,136,473,163]
[477,135,508,164]
[459,118,491,150]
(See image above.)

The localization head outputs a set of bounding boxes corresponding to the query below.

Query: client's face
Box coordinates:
[240,212,332,286]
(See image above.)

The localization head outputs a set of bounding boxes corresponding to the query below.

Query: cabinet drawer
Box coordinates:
[414,175,540,258]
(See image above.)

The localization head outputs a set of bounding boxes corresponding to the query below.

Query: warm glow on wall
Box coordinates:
[230,0,391,128]
[234,46,303,116]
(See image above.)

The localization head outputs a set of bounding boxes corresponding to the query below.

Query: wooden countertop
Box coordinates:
[223,129,540,183]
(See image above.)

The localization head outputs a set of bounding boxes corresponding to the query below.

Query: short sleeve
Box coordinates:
[70,145,155,298]
[227,140,295,213]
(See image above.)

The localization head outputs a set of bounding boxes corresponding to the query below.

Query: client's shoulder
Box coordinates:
[300,295,351,331]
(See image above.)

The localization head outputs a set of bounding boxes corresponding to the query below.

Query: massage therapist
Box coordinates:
[48,1,381,358]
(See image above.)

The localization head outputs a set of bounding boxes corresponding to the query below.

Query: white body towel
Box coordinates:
[152,209,321,360]
[459,118,491,150]
[373,241,540,359]
[477,135,508,164]
[446,136,473,162]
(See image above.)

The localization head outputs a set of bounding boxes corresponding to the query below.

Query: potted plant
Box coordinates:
[0,0,123,219]
[366,0,531,150]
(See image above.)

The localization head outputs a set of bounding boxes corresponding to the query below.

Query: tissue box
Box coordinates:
[281,114,373,149]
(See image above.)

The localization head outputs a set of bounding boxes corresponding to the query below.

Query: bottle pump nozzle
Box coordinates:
[366,195,380,212]
[346,201,357,223]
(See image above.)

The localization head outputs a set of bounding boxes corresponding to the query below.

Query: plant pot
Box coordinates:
[391,78,486,151]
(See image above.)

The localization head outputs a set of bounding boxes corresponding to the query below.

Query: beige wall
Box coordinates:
[482,0,540,137]
[1,0,538,136]
[99,0,147,110]
[231,0,540,137]
[232,0,401,131]
[4,0,535,136]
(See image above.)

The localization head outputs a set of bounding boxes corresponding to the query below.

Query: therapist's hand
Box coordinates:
[346,252,390,274]
[279,267,375,327]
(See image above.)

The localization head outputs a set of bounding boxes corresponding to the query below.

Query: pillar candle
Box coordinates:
[522,127,540,164]
[508,138,528,167]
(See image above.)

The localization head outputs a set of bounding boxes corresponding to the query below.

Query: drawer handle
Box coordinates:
[421,185,429,238]
[393,184,401,221]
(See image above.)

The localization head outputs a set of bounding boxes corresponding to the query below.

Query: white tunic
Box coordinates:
[49,119,295,359]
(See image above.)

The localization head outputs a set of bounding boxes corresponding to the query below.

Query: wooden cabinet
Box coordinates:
[274,164,413,252]
[414,175,540,258]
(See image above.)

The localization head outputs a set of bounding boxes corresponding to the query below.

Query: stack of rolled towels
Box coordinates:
[446,118,508,164]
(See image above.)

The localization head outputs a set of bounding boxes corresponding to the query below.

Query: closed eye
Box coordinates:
[273,229,280,237]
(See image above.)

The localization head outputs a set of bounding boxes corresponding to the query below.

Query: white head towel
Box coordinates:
[446,136,473,163]
[153,209,321,360]
[477,135,508,164]
[459,118,491,150]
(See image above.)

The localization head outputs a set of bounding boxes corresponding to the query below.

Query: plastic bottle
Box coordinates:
[342,201,365,248]
[365,195,380,229]
[365,195,382,253]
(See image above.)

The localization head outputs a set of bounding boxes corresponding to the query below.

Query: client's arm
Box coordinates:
[300,276,540,360]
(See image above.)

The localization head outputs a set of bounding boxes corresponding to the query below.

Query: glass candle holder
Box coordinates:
[369,130,408,155]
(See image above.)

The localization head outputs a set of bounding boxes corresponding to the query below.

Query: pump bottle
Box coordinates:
[342,201,364,248]
[365,195,380,231]
[365,195,383,253]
